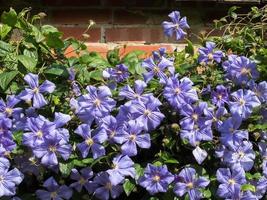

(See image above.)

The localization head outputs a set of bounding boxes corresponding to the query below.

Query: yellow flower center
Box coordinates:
[49,145,57,152]
[110,130,116,138]
[50,191,57,198]
[228,179,236,185]
[144,109,151,116]
[217,94,222,100]
[105,182,112,190]
[153,66,160,73]
[33,87,39,93]
[192,114,198,121]
[186,182,194,189]
[36,130,43,138]
[86,138,94,146]
[208,53,213,60]
[174,87,181,95]
[153,175,161,182]
[129,134,136,141]
[5,107,13,115]
[238,151,245,158]
[94,99,101,107]
[239,98,246,106]
[79,177,87,185]
[241,67,251,75]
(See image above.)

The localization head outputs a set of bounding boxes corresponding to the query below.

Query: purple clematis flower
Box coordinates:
[198,41,224,64]
[119,80,149,102]
[114,120,151,156]
[75,124,107,159]
[70,85,116,123]
[258,142,267,177]
[103,64,129,83]
[0,157,24,197]
[164,74,198,110]
[152,47,168,63]
[211,85,230,107]
[222,55,259,85]
[224,140,255,171]
[162,11,190,40]
[179,102,210,130]
[218,113,248,145]
[192,146,208,165]
[19,73,55,108]
[248,80,267,103]
[245,176,267,199]
[0,95,22,118]
[98,115,124,143]
[106,154,135,185]
[204,106,228,130]
[36,177,73,200]
[91,172,123,200]
[142,57,174,84]
[33,133,72,167]
[229,89,261,119]
[174,167,210,200]
[68,67,81,97]
[130,96,165,131]
[70,167,93,193]
[216,166,246,199]
[22,116,56,148]
[139,164,174,195]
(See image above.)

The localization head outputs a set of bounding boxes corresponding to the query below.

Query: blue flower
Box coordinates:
[174,167,209,200]
[90,172,123,200]
[198,42,224,64]
[106,154,135,185]
[229,89,261,119]
[162,11,189,40]
[36,177,73,200]
[75,124,107,159]
[70,85,116,123]
[70,167,94,193]
[216,166,246,199]
[130,96,165,131]
[142,57,174,84]
[19,73,55,108]
[103,64,129,83]
[139,164,174,195]
[222,55,259,85]
[114,120,151,156]
[164,74,198,110]
[0,158,24,197]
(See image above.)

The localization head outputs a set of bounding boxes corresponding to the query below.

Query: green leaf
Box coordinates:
[18,55,37,72]
[1,8,17,27]
[134,164,144,180]
[89,70,103,81]
[12,130,23,145]
[185,39,194,56]
[0,71,18,91]
[59,162,74,177]
[44,65,68,77]
[0,41,13,56]
[0,24,11,39]
[228,6,239,20]
[123,179,136,196]
[46,32,64,49]
[107,48,120,65]
[41,25,59,35]
[241,184,256,192]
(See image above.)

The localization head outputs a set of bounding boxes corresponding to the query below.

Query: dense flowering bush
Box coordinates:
[0,6,266,200]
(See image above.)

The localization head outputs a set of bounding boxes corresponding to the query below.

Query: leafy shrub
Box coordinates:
[0,5,266,200]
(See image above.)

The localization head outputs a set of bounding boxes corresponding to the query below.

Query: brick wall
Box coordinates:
[0,0,263,56]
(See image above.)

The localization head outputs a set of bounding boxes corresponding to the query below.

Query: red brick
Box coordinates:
[58,27,101,42]
[43,0,100,6]
[113,10,148,24]
[50,9,112,25]
[105,27,167,43]
[101,0,166,7]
